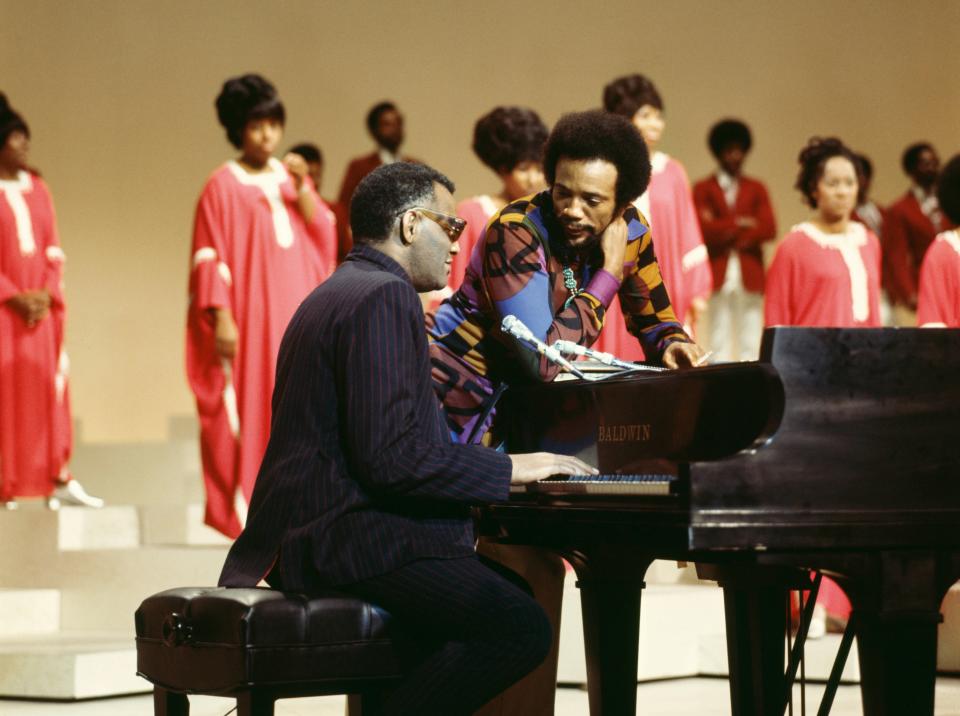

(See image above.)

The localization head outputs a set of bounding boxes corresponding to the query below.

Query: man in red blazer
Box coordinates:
[693,119,776,361]
[883,142,949,322]
[337,101,419,208]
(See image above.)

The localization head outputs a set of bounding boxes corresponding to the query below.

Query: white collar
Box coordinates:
[378,148,400,165]
[227,157,287,187]
[942,230,960,257]
[795,221,868,249]
[650,151,669,175]
[716,169,738,191]
[0,170,33,192]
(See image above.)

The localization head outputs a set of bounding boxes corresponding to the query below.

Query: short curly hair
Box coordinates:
[350,162,455,244]
[708,119,752,157]
[472,106,548,174]
[902,142,936,175]
[937,154,960,226]
[602,74,663,118]
[543,110,650,209]
[288,142,322,165]
[794,137,865,209]
[215,74,285,149]
[366,101,398,134]
[0,92,29,149]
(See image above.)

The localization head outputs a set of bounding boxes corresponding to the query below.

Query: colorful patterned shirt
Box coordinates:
[427,190,690,443]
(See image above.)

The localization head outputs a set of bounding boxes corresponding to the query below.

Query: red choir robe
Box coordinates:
[186,159,336,537]
[595,152,712,361]
[452,196,499,293]
[422,195,499,314]
[0,171,72,500]
[765,221,882,328]
[692,174,777,294]
[883,190,949,307]
[917,230,960,327]
[765,220,882,621]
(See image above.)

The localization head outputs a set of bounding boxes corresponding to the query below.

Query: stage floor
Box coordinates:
[3,677,960,715]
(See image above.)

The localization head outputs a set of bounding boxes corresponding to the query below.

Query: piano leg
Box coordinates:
[848,551,954,716]
[855,611,939,715]
[721,585,786,716]
[568,550,653,716]
[699,563,809,716]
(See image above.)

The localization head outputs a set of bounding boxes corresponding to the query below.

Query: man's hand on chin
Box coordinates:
[663,341,706,369]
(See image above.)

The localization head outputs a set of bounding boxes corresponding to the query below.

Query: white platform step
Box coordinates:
[69,439,202,507]
[0,589,60,637]
[0,506,140,554]
[0,631,145,699]
[140,503,232,547]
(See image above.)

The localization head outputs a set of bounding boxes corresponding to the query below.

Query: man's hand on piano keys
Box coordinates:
[663,341,707,369]
[509,453,598,485]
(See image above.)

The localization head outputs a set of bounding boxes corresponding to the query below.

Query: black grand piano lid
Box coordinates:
[500,361,785,465]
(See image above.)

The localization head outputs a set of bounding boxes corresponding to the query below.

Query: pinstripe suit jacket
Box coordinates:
[218,244,513,590]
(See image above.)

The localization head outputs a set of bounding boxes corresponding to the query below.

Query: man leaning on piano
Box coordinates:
[427,109,706,716]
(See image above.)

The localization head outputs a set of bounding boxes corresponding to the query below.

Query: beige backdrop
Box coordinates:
[2,0,958,442]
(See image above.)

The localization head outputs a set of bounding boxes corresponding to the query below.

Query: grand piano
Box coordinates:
[478,327,960,716]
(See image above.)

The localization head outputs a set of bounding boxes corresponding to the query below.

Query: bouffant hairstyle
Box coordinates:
[543,110,650,209]
[350,162,454,244]
[0,93,29,149]
[855,152,873,183]
[708,119,752,157]
[937,154,960,226]
[794,137,865,208]
[602,74,663,118]
[288,142,323,165]
[472,106,548,174]
[902,142,936,175]
[366,101,398,134]
[215,74,285,149]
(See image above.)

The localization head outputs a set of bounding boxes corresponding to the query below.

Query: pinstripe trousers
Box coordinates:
[344,555,552,715]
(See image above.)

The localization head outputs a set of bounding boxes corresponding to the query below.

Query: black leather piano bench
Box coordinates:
[135,586,407,716]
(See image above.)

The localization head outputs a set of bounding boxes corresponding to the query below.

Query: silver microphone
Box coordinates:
[501,315,587,379]
[551,339,665,371]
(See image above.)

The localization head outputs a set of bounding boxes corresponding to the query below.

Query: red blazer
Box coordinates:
[337,152,382,208]
[882,191,952,306]
[337,152,421,208]
[692,174,777,293]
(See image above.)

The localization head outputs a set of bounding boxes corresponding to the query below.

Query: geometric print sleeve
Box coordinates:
[481,220,613,381]
[619,211,692,358]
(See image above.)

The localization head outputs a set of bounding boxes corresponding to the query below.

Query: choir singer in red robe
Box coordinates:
[0,93,102,510]
[765,136,883,634]
[599,74,712,360]
[917,154,960,327]
[186,74,337,538]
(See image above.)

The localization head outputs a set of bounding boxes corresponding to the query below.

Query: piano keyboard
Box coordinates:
[510,473,676,496]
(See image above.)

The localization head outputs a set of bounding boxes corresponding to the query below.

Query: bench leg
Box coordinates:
[236,689,275,716]
[153,686,189,716]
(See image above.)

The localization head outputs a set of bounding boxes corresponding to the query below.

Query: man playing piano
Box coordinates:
[219,162,596,715]
[427,109,704,715]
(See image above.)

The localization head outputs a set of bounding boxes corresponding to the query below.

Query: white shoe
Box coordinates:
[807,604,827,640]
[47,479,104,509]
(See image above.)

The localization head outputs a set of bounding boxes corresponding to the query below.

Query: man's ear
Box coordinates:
[399,210,418,245]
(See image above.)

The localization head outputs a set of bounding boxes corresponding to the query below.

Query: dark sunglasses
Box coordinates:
[400,207,467,241]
